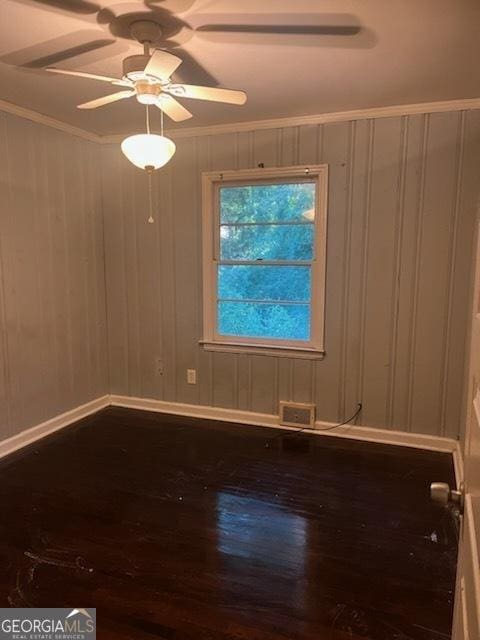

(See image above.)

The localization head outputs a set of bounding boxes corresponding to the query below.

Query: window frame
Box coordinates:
[201,165,328,359]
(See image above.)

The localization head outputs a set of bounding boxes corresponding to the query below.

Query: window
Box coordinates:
[201,165,328,358]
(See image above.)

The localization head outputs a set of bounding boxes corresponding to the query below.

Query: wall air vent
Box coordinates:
[279,402,315,429]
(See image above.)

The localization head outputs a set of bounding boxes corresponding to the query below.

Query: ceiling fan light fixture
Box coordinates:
[121,133,176,171]
[136,93,158,105]
[135,80,162,105]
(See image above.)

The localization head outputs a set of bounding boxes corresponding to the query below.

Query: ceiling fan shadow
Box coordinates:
[0,31,127,68]
[101,6,192,45]
[194,27,377,50]
[201,25,361,36]
[145,0,197,14]
[170,47,218,86]
[7,0,100,17]
[190,12,377,49]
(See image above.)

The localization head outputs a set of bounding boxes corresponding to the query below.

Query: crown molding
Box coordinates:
[1,96,480,144]
[0,98,101,143]
[100,97,480,143]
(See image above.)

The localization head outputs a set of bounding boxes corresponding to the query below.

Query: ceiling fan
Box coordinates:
[45,20,246,121]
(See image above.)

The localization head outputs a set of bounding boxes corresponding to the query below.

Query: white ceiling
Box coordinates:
[0,0,479,136]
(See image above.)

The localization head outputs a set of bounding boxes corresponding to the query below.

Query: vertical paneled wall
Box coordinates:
[102,110,480,438]
[0,112,108,440]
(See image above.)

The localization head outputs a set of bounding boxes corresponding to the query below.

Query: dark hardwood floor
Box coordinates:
[0,407,457,640]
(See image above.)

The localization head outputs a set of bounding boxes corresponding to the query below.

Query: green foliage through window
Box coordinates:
[217,181,316,342]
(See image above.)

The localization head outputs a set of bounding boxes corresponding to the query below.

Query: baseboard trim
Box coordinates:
[0,394,458,463]
[110,395,280,429]
[109,395,458,454]
[0,395,110,461]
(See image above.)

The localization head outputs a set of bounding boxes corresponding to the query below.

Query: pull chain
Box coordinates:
[147,171,154,224]
[145,104,151,134]
[145,104,154,223]
[160,107,164,137]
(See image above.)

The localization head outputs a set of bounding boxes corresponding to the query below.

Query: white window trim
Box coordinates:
[201,164,328,359]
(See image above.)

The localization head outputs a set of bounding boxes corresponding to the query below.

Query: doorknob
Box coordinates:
[430,481,464,511]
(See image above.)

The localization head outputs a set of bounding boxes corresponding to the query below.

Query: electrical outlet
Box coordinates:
[187,369,196,384]
[155,357,164,376]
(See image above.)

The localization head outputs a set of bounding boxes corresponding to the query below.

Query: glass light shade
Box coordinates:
[136,93,158,105]
[121,134,176,170]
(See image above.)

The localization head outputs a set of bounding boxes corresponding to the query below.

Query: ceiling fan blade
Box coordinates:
[143,49,183,80]
[47,67,131,87]
[167,84,246,105]
[156,95,193,122]
[77,90,135,109]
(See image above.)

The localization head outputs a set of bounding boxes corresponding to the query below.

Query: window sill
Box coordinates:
[199,340,325,360]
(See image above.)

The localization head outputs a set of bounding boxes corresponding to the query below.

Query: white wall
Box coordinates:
[100,110,480,439]
[1,106,479,442]
[0,112,108,440]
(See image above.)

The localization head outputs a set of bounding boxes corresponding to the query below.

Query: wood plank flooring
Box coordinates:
[0,407,457,639]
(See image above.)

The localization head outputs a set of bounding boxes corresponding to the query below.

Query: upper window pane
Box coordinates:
[220,223,314,261]
[219,182,316,224]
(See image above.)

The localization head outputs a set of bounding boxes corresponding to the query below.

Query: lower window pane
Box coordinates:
[217,301,310,341]
[218,265,311,302]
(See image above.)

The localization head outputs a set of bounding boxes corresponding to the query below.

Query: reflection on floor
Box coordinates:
[0,407,457,639]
